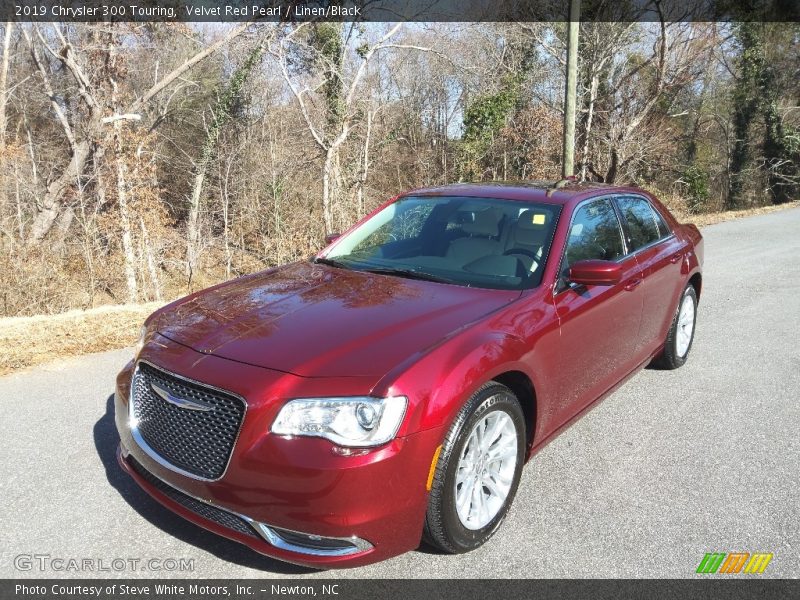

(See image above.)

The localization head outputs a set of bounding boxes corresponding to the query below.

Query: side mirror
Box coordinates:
[569,259,622,286]
[324,233,341,245]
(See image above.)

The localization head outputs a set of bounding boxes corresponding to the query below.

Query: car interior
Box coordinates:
[441,206,554,275]
[344,199,560,289]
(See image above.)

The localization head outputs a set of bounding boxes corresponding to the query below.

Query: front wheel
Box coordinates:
[423,382,525,553]
[656,283,698,369]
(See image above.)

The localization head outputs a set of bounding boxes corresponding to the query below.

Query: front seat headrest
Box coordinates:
[462,209,500,237]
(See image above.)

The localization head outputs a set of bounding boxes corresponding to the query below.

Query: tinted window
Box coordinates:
[561,199,625,278]
[617,197,664,251]
[651,205,670,237]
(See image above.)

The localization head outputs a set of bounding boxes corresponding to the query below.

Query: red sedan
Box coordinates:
[115,181,703,568]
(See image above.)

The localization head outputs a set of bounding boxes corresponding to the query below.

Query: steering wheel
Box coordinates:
[503,248,538,260]
[503,248,540,273]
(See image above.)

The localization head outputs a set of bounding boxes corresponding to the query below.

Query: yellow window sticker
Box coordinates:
[532,213,546,225]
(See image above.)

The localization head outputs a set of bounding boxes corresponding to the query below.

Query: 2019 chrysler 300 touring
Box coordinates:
[115,181,703,568]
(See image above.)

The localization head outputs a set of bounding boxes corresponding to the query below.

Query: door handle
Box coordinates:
[624,278,642,291]
[669,253,683,264]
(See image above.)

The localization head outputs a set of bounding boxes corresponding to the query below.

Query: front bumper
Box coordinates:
[114,341,444,568]
[117,445,377,564]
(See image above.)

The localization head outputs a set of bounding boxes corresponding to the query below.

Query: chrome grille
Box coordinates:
[131,361,246,480]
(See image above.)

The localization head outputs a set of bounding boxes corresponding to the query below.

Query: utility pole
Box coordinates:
[562,0,580,178]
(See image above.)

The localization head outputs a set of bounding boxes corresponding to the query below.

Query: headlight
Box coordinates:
[271,396,408,447]
[134,325,147,356]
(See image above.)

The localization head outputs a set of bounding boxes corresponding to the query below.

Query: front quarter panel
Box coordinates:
[375,289,560,448]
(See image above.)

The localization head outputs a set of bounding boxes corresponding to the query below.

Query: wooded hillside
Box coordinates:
[0,21,797,316]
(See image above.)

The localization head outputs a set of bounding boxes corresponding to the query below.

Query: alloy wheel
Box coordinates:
[676,292,695,358]
[454,409,519,530]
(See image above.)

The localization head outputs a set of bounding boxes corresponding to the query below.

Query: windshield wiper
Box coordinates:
[312,256,350,269]
[360,266,457,285]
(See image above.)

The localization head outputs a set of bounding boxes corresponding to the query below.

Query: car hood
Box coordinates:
[153,261,520,378]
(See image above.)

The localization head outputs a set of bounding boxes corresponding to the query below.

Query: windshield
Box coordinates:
[321,196,562,290]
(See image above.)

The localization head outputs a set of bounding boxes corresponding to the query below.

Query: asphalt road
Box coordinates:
[1,208,799,579]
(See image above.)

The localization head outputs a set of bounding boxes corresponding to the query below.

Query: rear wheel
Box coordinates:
[656,284,697,369]
[423,382,525,553]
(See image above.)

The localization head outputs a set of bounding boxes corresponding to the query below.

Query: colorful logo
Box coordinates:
[696,552,773,574]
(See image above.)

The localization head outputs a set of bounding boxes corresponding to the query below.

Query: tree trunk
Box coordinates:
[186,169,205,279]
[605,146,619,184]
[140,217,162,301]
[14,159,23,238]
[355,108,373,219]
[115,149,138,301]
[25,122,38,189]
[579,73,598,181]
[322,147,336,234]
[112,92,138,302]
[28,140,92,241]
[0,22,13,151]
[52,205,74,247]
[221,160,233,280]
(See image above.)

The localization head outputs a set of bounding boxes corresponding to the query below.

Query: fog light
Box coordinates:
[331,446,369,457]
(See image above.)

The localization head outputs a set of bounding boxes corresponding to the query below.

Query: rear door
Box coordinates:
[614,195,686,356]
[551,198,643,424]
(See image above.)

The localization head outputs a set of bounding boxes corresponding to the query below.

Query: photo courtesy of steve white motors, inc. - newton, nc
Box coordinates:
[1,0,799,599]
[14,583,240,597]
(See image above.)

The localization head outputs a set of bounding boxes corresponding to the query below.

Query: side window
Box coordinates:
[561,199,625,279]
[617,197,665,251]
[651,205,671,237]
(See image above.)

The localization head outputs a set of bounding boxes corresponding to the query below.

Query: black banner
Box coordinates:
[4,580,800,600]
[3,0,800,22]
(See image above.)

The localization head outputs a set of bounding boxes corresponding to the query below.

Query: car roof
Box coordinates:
[404,181,647,205]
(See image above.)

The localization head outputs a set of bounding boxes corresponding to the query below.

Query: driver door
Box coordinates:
[551,198,643,425]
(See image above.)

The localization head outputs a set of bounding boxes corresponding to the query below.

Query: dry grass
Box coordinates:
[0,302,162,376]
[675,201,799,227]
[1,201,798,377]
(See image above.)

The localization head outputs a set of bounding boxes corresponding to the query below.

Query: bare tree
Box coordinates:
[24,23,250,244]
[269,23,431,233]
[0,22,13,151]
[186,39,267,280]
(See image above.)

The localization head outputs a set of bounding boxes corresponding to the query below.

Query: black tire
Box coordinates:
[423,382,525,554]
[655,283,698,370]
